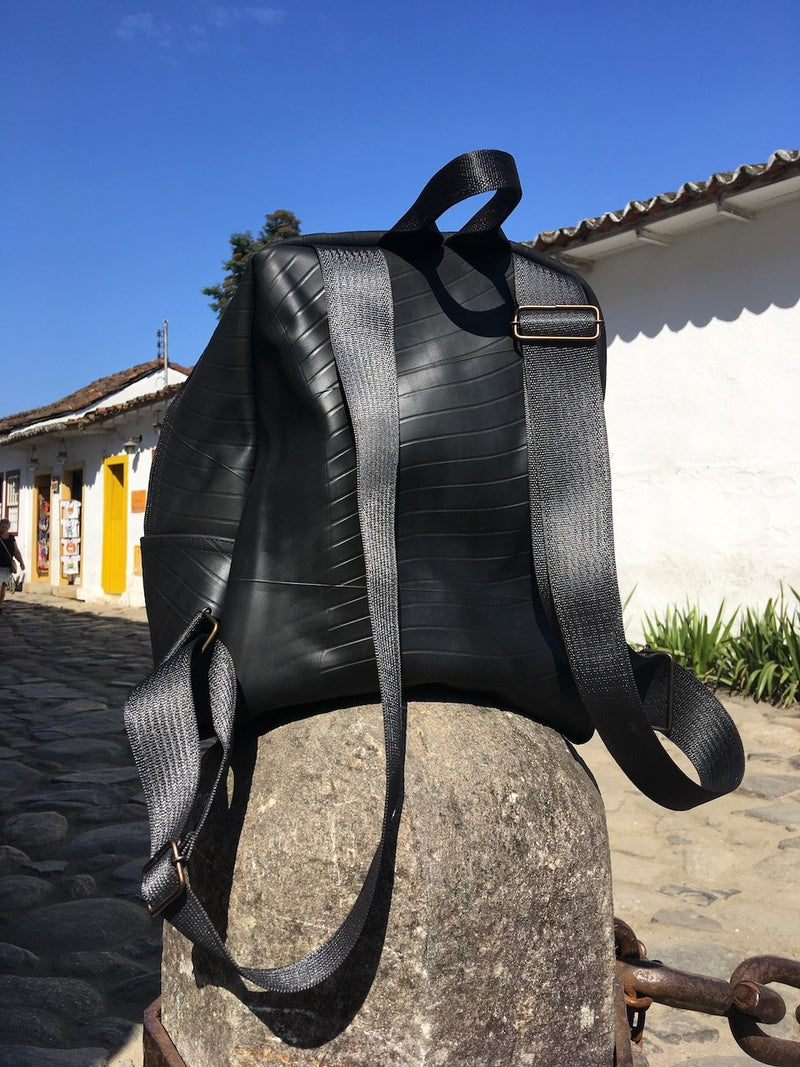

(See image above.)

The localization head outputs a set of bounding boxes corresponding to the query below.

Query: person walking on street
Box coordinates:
[0,518,25,612]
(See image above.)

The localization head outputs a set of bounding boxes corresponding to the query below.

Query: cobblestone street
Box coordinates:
[1,592,798,1066]
[0,594,153,1067]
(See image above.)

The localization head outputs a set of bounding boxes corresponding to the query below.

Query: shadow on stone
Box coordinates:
[184,723,400,1046]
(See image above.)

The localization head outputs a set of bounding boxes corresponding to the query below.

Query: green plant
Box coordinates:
[717,586,800,707]
[639,587,800,708]
[641,602,739,685]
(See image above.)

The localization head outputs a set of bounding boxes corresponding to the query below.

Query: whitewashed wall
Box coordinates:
[76,415,158,607]
[1,369,185,606]
[586,196,800,635]
[3,412,159,608]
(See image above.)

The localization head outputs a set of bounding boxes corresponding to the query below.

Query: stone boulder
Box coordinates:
[161,701,616,1065]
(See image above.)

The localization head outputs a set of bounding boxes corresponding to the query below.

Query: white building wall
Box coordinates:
[97,365,186,408]
[586,196,800,634]
[3,409,161,608]
[75,414,158,607]
[0,445,27,543]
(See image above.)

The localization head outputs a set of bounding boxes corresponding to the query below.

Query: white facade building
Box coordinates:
[533,149,800,632]
[0,361,190,607]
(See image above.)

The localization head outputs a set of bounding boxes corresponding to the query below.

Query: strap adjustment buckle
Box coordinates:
[640,646,675,737]
[512,304,602,342]
[143,839,189,916]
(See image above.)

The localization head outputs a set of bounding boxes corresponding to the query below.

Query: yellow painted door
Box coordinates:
[101,458,127,594]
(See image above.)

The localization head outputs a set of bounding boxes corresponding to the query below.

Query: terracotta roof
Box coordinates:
[76,382,184,427]
[0,382,187,444]
[0,360,192,435]
[75,382,185,430]
[532,149,800,253]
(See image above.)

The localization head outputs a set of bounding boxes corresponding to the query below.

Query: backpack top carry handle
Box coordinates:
[386,148,522,239]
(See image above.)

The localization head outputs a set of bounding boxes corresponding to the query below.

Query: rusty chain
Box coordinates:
[615,917,800,1066]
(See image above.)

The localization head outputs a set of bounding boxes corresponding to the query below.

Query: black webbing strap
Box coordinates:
[512,255,744,809]
[316,242,406,836]
[124,246,402,992]
[387,149,522,237]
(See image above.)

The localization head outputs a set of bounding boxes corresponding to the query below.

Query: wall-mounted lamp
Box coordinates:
[28,446,39,469]
[57,440,68,463]
[122,435,143,456]
[153,418,163,437]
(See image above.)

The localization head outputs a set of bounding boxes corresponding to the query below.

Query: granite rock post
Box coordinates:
[161,701,617,1066]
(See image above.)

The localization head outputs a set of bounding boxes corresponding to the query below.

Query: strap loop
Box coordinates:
[387,149,521,240]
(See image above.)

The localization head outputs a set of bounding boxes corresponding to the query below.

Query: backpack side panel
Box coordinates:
[141,265,259,663]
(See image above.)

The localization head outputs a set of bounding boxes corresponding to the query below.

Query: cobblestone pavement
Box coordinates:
[585,693,800,1065]
[1,591,798,1067]
[1,593,152,1067]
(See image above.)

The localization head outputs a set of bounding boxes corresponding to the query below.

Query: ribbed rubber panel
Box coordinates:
[217,242,585,737]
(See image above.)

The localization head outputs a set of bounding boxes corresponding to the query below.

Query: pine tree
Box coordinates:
[202,209,301,318]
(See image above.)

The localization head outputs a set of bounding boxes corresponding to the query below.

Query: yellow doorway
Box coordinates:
[102,457,128,595]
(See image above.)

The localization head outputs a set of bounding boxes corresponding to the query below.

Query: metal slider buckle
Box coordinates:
[143,839,188,916]
[640,646,675,737]
[512,304,603,342]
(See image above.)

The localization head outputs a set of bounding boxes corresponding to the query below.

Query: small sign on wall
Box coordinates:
[131,490,147,514]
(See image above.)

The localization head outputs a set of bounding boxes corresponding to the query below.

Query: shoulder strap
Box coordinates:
[512,253,744,809]
[124,246,402,992]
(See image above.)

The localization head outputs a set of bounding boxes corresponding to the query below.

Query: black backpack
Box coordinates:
[125,149,743,992]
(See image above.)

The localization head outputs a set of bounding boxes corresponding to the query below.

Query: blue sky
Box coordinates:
[3,1,798,415]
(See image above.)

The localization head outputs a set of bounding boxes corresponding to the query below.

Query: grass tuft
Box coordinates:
[640,586,800,708]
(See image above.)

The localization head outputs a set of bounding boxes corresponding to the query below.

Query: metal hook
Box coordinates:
[200,608,219,655]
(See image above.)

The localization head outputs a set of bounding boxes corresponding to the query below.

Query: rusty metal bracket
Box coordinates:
[614,976,636,1066]
[614,918,652,1047]
[728,956,800,1066]
[615,917,800,1066]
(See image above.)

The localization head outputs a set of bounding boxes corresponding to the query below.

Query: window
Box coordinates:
[4,470,20,533]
